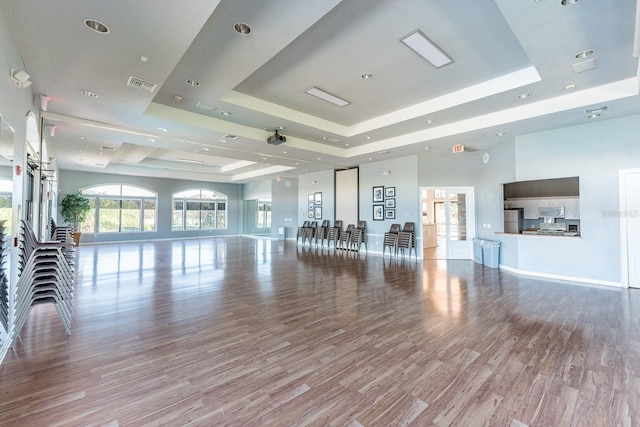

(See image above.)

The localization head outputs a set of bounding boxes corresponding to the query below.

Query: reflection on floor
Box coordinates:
[1,236,639,426]
[424,236,447,259]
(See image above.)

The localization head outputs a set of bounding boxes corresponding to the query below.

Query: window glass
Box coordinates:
[172,189,228,230]
[81,185,157,233]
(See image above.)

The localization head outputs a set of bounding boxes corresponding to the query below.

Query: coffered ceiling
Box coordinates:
[3,0,639,182]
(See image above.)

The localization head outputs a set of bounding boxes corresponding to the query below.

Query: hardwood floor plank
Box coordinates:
[1,237,640,426]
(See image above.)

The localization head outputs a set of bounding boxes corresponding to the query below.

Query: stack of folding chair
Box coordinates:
[0,220,8,333]
[50,218,76,269]
[15,220,75,336]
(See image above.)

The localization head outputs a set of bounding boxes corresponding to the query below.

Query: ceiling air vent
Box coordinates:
[127,76,157,93]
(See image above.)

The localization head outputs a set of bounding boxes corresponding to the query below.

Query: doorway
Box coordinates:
[421,187,475,260]
[619,169,640,288]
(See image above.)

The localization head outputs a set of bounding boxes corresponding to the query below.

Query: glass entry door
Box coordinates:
[426,187,475,259]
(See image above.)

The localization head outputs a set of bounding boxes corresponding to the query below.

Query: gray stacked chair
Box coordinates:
[315,220,330,246]
[327,220,343,249]
[350,220,367,252]
[303,221,317,245]
[383,223,401,256]
[397,221,417,259]
[15,220,75,335]
[296,220,310,244]
[337,224,354,250]
[50,218,76,268]
[0,220,8,333]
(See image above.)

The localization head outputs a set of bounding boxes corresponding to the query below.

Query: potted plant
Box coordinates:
[60,191,90,246]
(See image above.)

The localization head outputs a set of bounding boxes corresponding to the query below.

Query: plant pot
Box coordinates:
[72,232,81,246]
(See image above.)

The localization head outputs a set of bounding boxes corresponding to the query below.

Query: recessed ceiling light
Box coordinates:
[186,79,200,87]
[426,119,434,124]
[361,73,373,80]
[139,56,148,63]
[345,143,350,147]
[157,127,168,132]
[424,147,430,150]
[560,0,581,5]
[316,157,322,161]
[565,84,576,90]
[147,138,156,143]
[174,95,183,102]
[587,114,600,119]
[496,132,506,137]
[234,22,251,35]
[83,18,109,34]
[80,136,88,141]
[282,151,287,154]
[80,90,98,98]
[575,49,595,59]
[305,86,350,107]
[368,157,374,161]
[220,111,231,116]
[401,29,453,68]
[517,93,531,99]
[366,136,371,140]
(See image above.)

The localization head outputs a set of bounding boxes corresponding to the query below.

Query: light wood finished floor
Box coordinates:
[1,237,639,426]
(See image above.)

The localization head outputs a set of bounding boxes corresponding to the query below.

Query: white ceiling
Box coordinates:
[3,0,640,183]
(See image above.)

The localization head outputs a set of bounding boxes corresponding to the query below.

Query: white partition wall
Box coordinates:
[335,168,358,226]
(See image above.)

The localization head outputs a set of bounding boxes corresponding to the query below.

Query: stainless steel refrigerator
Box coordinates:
[504,209,523,234]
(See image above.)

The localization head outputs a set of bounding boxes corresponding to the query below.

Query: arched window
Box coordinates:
[80,184,157,233]
[172,189,227,230]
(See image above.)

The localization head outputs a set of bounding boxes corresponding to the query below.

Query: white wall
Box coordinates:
[297,169,335,227]
[360,155,419,254]
[502,115,640,285]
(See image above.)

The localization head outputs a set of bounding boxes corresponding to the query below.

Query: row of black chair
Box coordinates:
[383,222,417,258]
[297,220,367,252]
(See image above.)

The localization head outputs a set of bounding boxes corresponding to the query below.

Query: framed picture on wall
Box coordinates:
[385,187,396,198]
[308,202,314,210]
[314,192,322,205]
[385,198,395,208]
[315,207,322,219]
[385,209,396,219]
[308,193,314,203]
[308,210,314,218]
[373,204,384,220]
[373,186,384,202]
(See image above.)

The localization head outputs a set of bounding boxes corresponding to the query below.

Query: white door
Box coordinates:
[429,187,475,260]
[620,169,640,288]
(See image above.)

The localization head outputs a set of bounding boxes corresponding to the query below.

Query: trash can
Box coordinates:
[277,226,285,241]
[473,239,484,264]
[482,240,501,268]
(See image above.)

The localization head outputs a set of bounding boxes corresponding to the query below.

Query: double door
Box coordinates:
[429,187,475,259]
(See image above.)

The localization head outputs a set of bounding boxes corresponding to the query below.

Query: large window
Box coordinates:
[80,185,157,233]
[172,189,228,231]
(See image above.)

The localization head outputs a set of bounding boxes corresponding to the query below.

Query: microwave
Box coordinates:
[538,206,564,218]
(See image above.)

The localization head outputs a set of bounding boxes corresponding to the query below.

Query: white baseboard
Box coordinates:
[499,264,625,288]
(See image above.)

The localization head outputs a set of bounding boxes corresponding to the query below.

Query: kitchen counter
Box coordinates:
[497,232,581,239]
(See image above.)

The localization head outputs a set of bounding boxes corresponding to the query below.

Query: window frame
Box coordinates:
[80,184,157,234]
[172,189,228,231]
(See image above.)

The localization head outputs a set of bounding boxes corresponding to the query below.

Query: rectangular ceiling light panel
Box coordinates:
[305,86,350,107]
[401,30,453,68]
